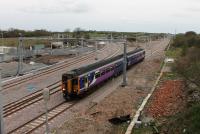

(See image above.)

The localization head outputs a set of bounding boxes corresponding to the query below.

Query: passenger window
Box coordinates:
[106,68,110,73]
[73,79,78,85]
[95,72,100,78]
[81,78,84,83]
[101,70,105,75]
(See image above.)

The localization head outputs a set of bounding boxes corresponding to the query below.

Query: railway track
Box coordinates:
[2,46,108,90]
[3,44,123,118]
[3,81,61,118]
[7,101,76,134]
[5,44,123,133]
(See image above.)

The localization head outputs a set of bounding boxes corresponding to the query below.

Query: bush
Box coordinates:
[174,47,200,87]
[163,104,200,134]
[172,31,200,50]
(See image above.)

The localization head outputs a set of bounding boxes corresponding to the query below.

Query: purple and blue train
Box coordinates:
[61,48,145,100]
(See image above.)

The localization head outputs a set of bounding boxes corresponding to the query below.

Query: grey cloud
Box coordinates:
[171,13,189,18]
[18,0,90,14]
[186,7,200,13]
[171,6,200,19]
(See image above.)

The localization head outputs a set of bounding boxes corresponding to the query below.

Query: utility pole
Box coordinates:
[174,29,177,40]
[146,36,148,49]
[148,35,151,47]
[121,38,127,87]
[135,34,138,47]
[149,35,153,55]
[149,35,151,43]
[81,37,84,54]
[95,41,98,60]
[50,37,53,55]
[110,33,113,43]
[17,33,23,75]
[0,68,4,134]
[1,32,3,46]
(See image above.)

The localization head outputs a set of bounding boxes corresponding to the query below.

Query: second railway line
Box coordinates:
[3,42,124,133]
[2,45,108,90]
[4,43,123,117]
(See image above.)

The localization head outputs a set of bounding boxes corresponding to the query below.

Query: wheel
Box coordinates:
[63,94,71,101]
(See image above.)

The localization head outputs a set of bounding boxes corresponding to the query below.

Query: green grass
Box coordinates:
[0,38,51,47]
[132,123,161,134]
[162,72,179,80]
[166,48,182,58]
[162,104,200,134]
[160,61,165,70]
[132,127,153,134]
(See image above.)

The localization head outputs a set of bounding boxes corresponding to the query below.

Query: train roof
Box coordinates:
[64,48,144,77]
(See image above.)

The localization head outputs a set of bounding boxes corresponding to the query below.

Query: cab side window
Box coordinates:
[95,72,101,78]
[85,76,88,82]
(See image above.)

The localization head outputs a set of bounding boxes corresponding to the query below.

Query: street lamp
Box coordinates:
[121,37,127,87]
[17,33,23,76]
[95,41,98,60]
[1,32,3,46]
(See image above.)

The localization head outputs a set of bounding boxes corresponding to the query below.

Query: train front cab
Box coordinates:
[62,72,80,99]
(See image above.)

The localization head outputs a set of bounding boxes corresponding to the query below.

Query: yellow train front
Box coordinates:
[61,71,80,99]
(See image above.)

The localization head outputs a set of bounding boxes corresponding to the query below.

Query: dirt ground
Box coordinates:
[145,80,186,118]
[55,40,167,134]
[30,54,75,65]
[132,76,187,134]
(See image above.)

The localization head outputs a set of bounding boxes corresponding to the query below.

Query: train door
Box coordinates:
[80,77,84,90]
[72,78,78,92]
[62,74,72,94]
[84,76,89,89]
[88,72,95,86]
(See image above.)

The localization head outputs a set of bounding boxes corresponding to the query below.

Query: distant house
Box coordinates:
[31,44,45,50]
[0,46,17,54]
[30,44,45,55]
[0,52,16,62]
[99,41,105,45]
[51,42,64,48]
[0,53,4,62]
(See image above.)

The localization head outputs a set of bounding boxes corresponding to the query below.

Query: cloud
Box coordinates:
[19,0,90,14]
[186,7,200,13]
[171,13,189,18]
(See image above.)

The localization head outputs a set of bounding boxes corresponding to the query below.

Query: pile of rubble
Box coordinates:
[146,80,185,118]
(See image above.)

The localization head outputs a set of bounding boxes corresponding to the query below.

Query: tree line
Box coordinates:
[0,28,51,38]
[0,28,166,40]
[173,31,200,92]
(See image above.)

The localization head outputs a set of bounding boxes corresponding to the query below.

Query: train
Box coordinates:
[61,48,145,100]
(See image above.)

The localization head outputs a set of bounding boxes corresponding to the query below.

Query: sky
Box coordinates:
[0,0,200,33]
